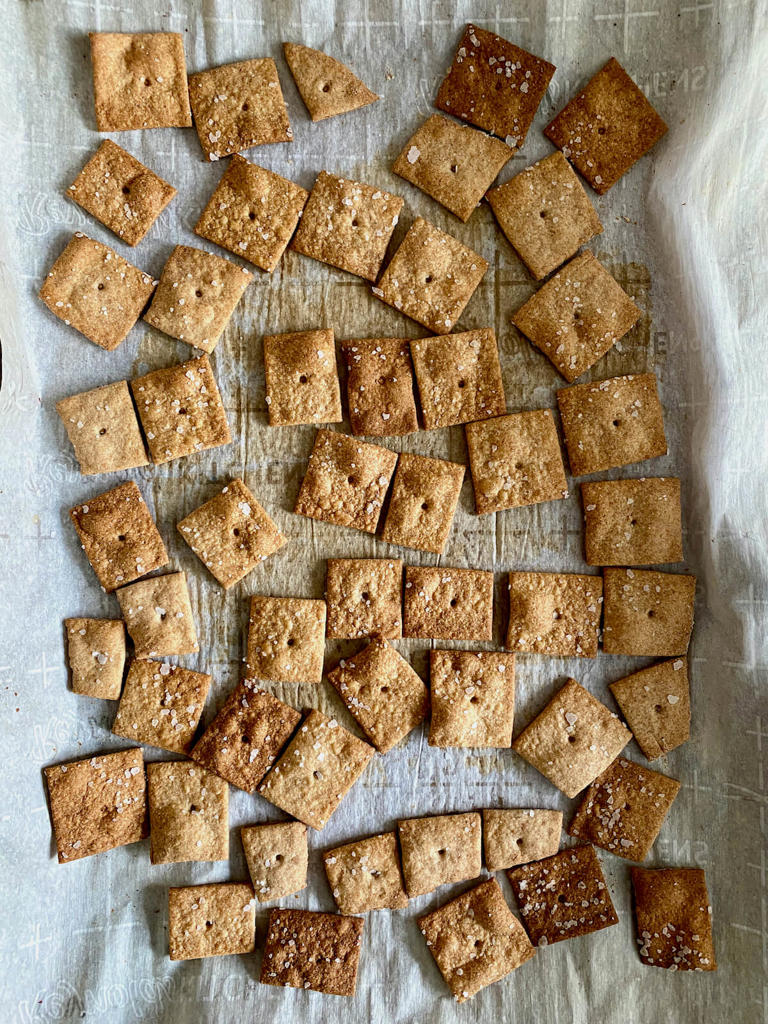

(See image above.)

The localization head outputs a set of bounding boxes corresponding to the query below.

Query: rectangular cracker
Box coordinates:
[191,679,301,792]
[327,639,429,753]
[258,709,375,830]
[342,337,419,437]
[260,909,364,996]
[608,657,690,761]
[582,477,683,566]
[283,42,379,122]
[168,883,255,961]
[506,571,602,658]
[44,748,146,863]
[557,373,667,476]
[147,761,228,864]
[56,380,149,476]
[325,557,403,639]
[404,566,494,641]
[602,568,696,656]
[263,327,342,426]
[398,811,482,897]
[246,595,326,684]
[466,410,568,514]
[65,618,126,699]
[116,572,198,659]
[323,831,409,914]
[428,650,515,748]
[631,867,716,971]
[112,659,211,754]
[482,808,562,871]
[70,480,168,592]
[393,114,511,221]
[381,452,465,554]
[512,678,631,798]
[241,821,308,902]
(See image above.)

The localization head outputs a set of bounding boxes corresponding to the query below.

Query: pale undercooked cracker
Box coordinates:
[246,595,326,683]
[404,565,494,641]
[112,659,211,754]
[325,557,403,639]
[56,380,148,476]
[168,883,255,961]
[381,452,465,554]
[608,657,690,761]
[602,568,696,656]
[241,821,308,902]
[428,649,515,748]
[147,761,228,864]
[482,808,562,871]
[116,571,198,659]
[64,617,126,699]
[323,831,408,914]
[506,571,602,658]
[398,811,482,897]
[263,327,342,425]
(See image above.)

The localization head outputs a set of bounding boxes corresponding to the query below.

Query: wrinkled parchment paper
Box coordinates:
[1,1,767,1021]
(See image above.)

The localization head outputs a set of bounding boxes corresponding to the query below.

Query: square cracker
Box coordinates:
[194,154,308,272]
[398,812,482,897]
[410,328,506,430]
[189,58,292,161]
[507,844,618,946]
[263,328,342,426]
[112,659,211,754]
[89,32,192,132]
[373,217,488,335]
[191,679,301,792]
[177,478,287,589]
[393,114,511,222]
[144,245,252,354]
[241,821,308,902]
[44,748,146,863]
[482,808,562,871]
[466,410,568,514]
[294,428,398,534]
[130,353,231,465]
[609,657,690,761]
[57,381,148,476]
[69,480,168,593]
[419,878,535,1003]
[404,566,494,641]
[168,883,255,961]
[512,250,642,382]
[342,337,419,437]
[283,42,379,123]
[487,151,603,280]
[568,756,680,862]
[147,761,228,864]
[582,477,683,566]
[116,572,198,659]
[325,558,403,640]
[246,595,326,684]
[631,867,716,971]
[39,234,155,351]
[435,24,555,149]
[512,678,631,798]
[290,171,403,282]
[258,709,375,831]
[602,568,696,656]
[324,831,408,915]
[429,650,516,749]
[67,140,176,246]
[557,373,667,476]
[327,639,428,753]
[261,909,364,996]
[545,57,668,194]
[65,618,126,699]
[381,452,465,555]
[506,571,602,658]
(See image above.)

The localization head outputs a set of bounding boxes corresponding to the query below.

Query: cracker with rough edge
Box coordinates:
[263,328,342,426]
[342,337,419,437]
[419,878,535,1003]
[246,595,326,684]
[512,250,642,382]
[512,678,631,798]
[393,114,511,222]
[381,452,465,555]
[398,811,482,897]
[294,429,398,534]
[56,381,148,476]
[325,557,403,640]
[191,679,301,792]
[582,477,683,566]
[291,171,403,282]
[506,571,602,658]
[116,572,198,659]
[609,657,690,761]
[67,140,176,246]
[44,748,146,863]
[40,234,155,351]
[194,154,308,272]
[324,831,408,914]
[602,568,695,656]
[545,57,668,194]
[429,650,515,749]
[327,639,428,753]
[404,566,494,641]
[147,762,228,864]
[410,328,506,430]
[144,245,252,353]
[241,821,308,902]
[168,883,255,961]
[177,478,287,589]
[189,58,292,161]
[283,43,379,122]
[69,480,168,593]
[260,909,364,996]
[482,808,562,872]
[557,373,667,476]
[258,709,375,831]
[65,618,126,699]
[631,868,716,971]
[373,217,488,334]
[112,659,211,754]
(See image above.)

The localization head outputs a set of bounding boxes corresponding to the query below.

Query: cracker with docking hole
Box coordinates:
[283,42,379,122]
[404,565,494,641]
[241,821,308,902]
[609,657,690,761]
[168,883,255,961]
[631,867,716,971]
[381,452,465,555]
[398,811,482,897]
[260,908,364,996]
[506,571,602,658]
[112,659,211,754]
[64,618,126,699]
[582,477,683,566]
[323,831,408,914]
[482,808,563,871]
[602,568,696,656]
[116,571,198,659]
[342,337,419,437]
[246,595,326,684]
[56,380,149,476]
[325,557,403,640]
[428,649,516,749]
[147,761,228,864]
[263,327,342,426]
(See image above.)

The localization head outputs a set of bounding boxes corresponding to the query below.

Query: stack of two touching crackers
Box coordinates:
[41,23,714,1004]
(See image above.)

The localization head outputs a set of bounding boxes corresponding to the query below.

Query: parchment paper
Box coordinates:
[1,1,766,1021]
